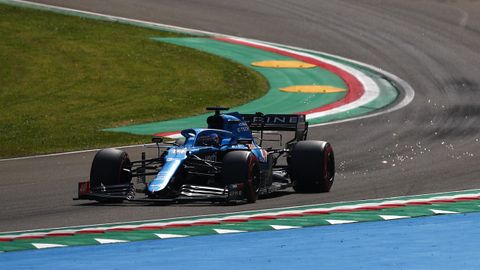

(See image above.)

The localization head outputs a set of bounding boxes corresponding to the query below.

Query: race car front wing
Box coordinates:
[74,182,245,203]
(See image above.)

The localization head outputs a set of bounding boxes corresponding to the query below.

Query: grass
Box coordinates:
[0,4,268,158]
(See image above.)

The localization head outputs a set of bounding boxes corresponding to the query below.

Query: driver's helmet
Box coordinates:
[211,133,221,146]
[197,133,221,146]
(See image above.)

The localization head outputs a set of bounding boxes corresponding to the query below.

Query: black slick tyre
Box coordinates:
[222,151,260,203]
[90,148,132,202]
[289,140,335,193]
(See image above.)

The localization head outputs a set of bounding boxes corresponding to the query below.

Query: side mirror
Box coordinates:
[174,138,186,146]
[152,137,164,143]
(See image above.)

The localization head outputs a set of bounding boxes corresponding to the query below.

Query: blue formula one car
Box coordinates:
[75,107,335,204]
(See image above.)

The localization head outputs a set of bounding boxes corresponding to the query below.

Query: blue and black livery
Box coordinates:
[75,107,335,204]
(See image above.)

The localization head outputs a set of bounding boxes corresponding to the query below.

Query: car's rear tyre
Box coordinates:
[90,148,132,203]
[222,151,260,203]
[289,140,335,193]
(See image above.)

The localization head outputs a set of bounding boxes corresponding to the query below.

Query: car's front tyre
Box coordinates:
[221,151,260,203]
[89,148,132,203]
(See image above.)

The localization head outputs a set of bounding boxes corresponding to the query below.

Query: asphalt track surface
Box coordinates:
[1,0,480,232]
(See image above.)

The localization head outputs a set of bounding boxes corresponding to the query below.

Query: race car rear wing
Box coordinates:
[239,113,308,142]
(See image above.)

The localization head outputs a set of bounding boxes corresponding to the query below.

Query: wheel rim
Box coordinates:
[245,156,260,201]
[324,146,335,183]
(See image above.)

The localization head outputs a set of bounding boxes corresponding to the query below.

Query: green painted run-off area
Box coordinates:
[105,38,347,135]
[106,38,399,135]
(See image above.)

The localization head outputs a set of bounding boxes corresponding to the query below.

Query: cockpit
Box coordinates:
[195,132,221,147]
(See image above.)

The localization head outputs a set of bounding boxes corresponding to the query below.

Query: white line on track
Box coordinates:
[0,143,156,162]
[263,41,416,127]
[1,0,414,161]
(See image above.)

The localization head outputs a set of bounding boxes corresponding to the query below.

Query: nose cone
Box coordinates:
[148,159,183,193]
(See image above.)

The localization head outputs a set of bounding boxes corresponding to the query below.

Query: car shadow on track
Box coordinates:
[72,190,294,207]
